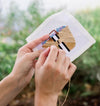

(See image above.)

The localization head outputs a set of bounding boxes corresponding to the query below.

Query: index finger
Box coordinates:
[25,34,49,50]
[45,45,58,63]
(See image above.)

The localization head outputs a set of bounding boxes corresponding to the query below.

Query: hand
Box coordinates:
[0,35,49,106]
[35,46,76,106]
[11,35,49,89]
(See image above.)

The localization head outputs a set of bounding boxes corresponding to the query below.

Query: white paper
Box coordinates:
[26,10,96,62]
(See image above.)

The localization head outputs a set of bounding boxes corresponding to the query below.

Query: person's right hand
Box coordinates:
[35,46,76,106]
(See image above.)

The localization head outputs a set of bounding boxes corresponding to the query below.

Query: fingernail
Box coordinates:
[44,47,50,51]
[51,45,56,48]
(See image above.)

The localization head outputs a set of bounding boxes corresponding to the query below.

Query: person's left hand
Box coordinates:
[11,34,49,89]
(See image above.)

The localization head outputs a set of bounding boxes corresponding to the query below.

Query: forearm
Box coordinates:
[0,73,23,106]
[35,90,58,106]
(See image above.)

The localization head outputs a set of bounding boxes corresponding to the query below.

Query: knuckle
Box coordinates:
[45,63,53,69]
[51,46,57,51]
[56,69,60,74]
[24,53,30,59]
[59,49,66,54]
[56,67,61,74]
[66,75,70,81]
[66,56,70,62]
[67,77,70,81]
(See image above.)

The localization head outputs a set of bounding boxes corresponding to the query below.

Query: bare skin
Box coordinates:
[0,34,76,106]
[0,35,49,106]
[35,46,76,106]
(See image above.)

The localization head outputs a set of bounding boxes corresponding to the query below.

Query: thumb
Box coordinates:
[24,49,44,61]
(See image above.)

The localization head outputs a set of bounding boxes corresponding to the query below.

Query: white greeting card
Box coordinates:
[26,10,96,62]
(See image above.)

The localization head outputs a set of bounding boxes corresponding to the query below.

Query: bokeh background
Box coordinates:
[0,0,100,105]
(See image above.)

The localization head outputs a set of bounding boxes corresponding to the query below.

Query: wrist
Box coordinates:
[35,89,58,106]
[8,73,21,91]
[9,72,25,91]
[0,73,23,106]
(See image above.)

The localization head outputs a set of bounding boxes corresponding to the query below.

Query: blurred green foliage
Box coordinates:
[74,9,100,83]
[0,1,100,96]
[0,1,57,80]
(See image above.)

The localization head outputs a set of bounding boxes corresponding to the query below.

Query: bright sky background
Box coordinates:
[0,0,100,15]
